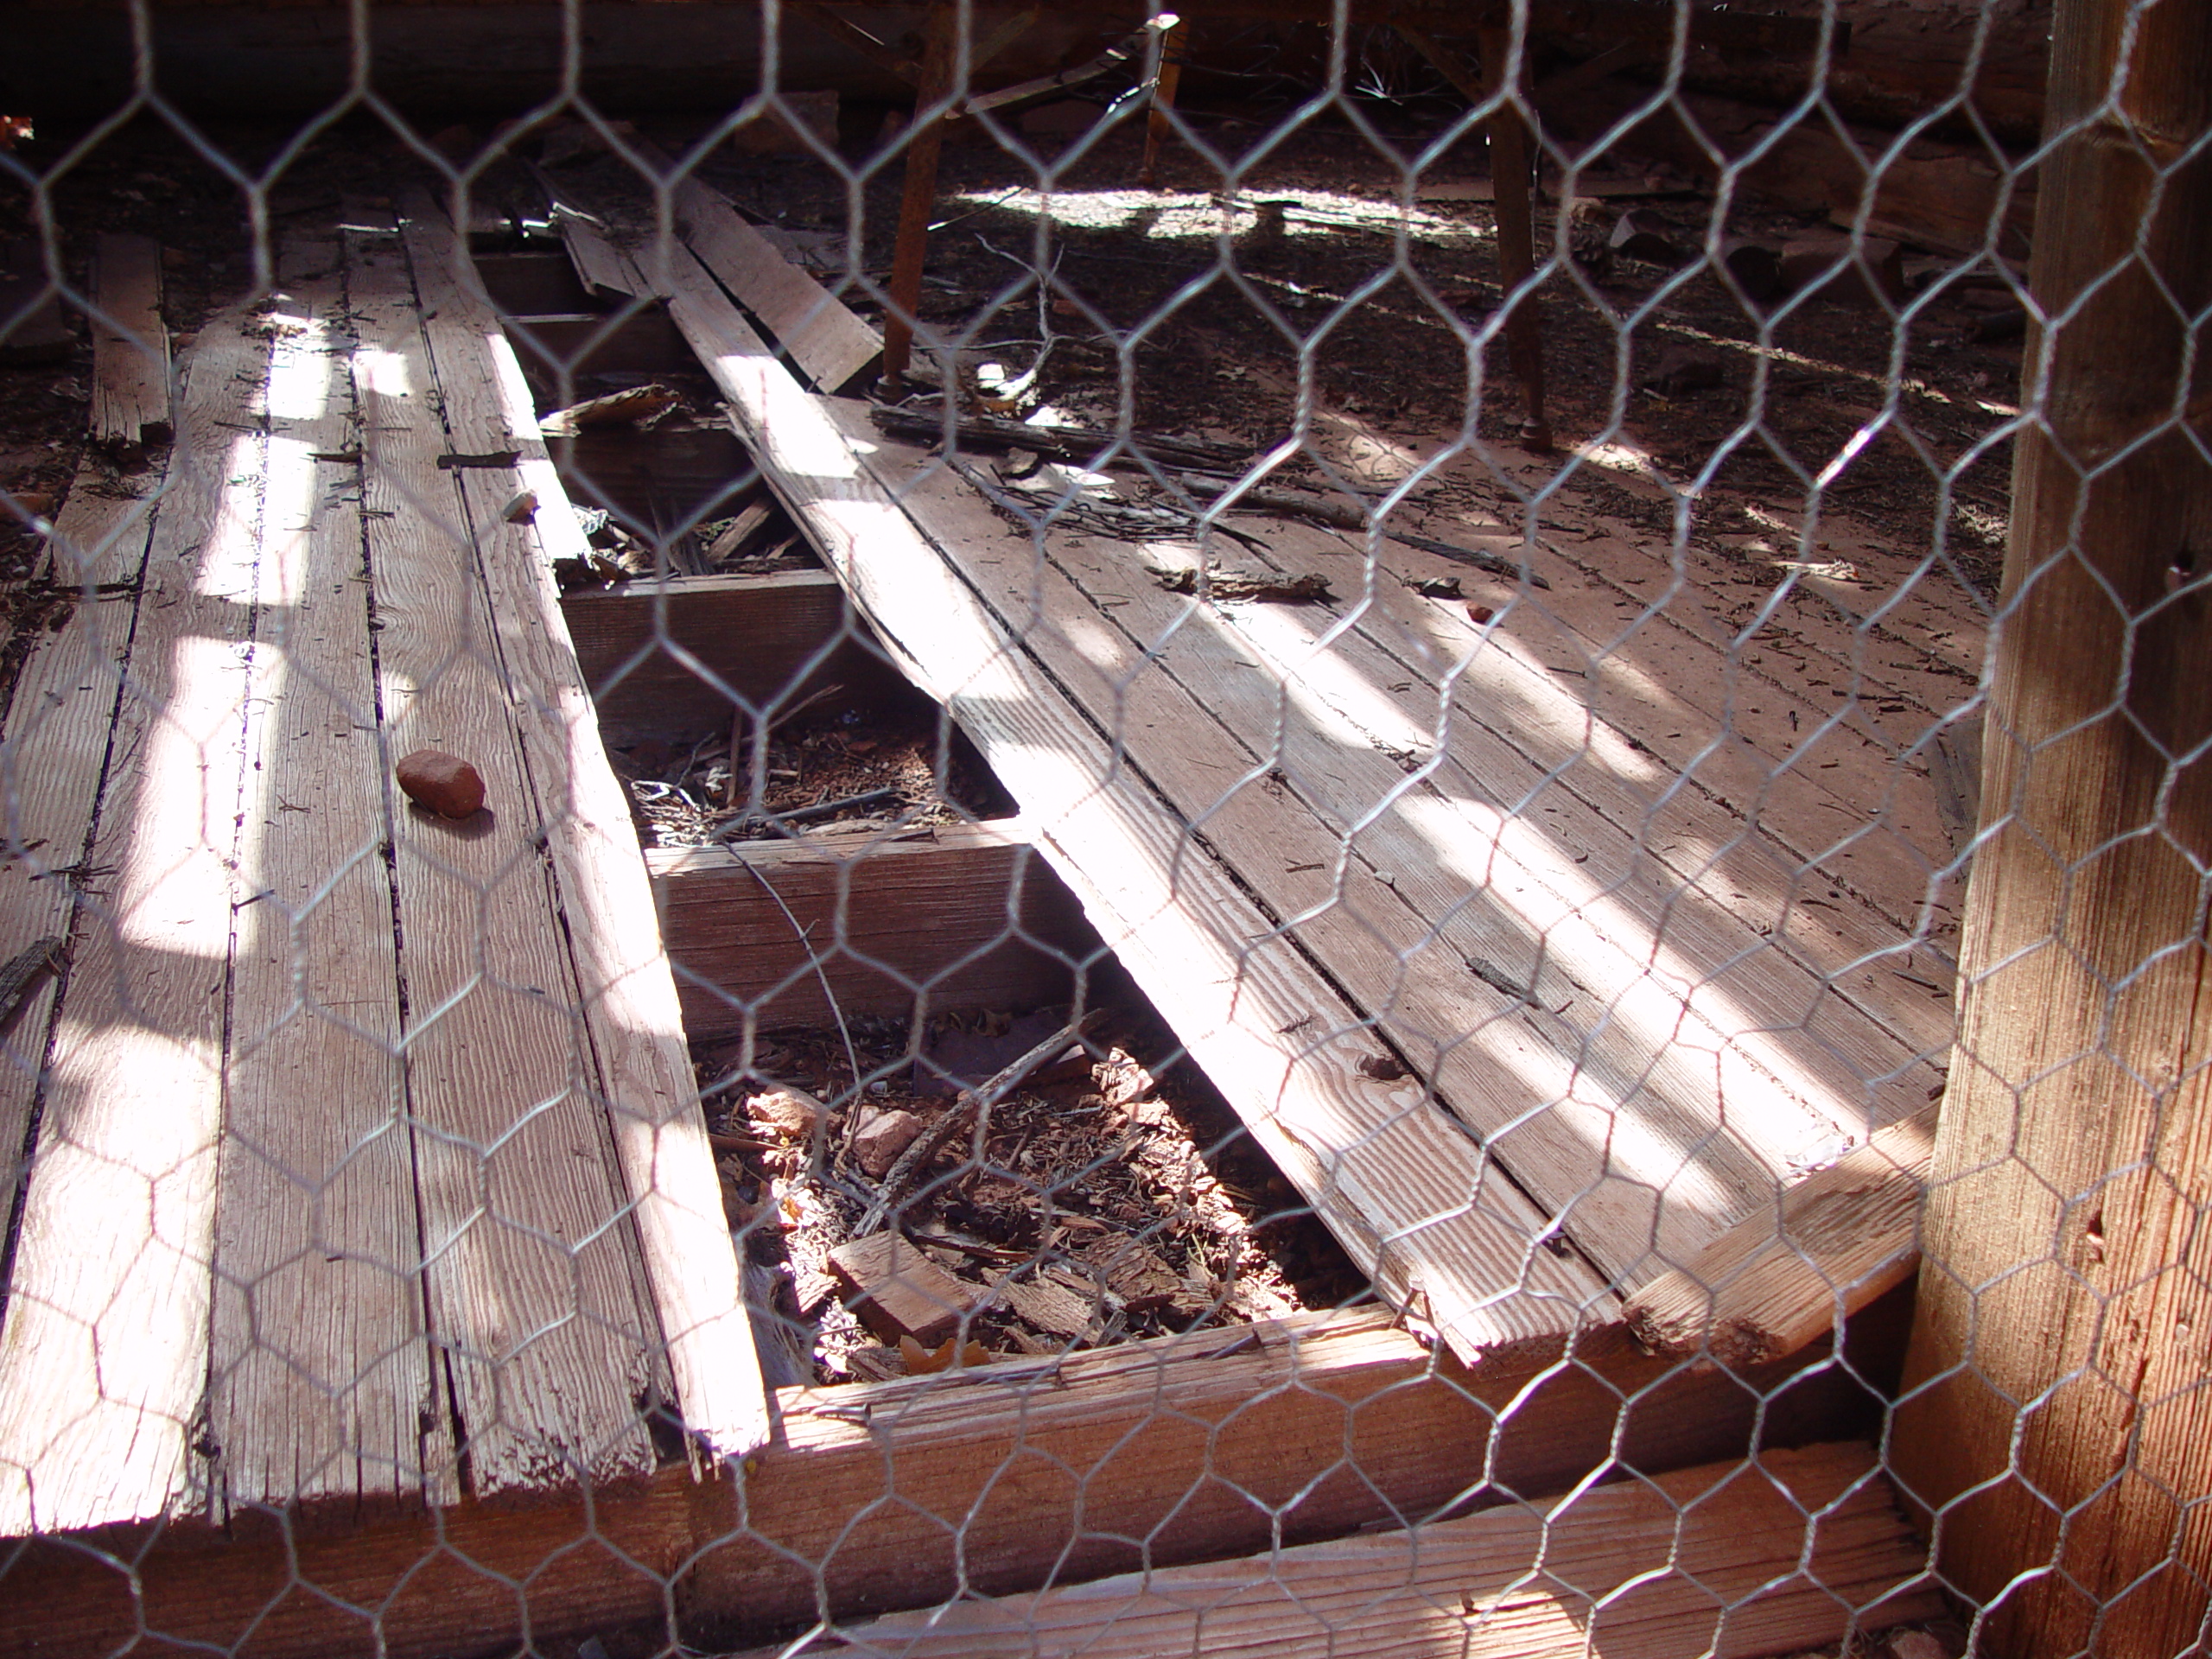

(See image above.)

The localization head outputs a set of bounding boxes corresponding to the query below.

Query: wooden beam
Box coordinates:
[1395,22,1548,448]
[0,1301,1913,1656]
[880,4,958,384]
[87,232,171,455]
[651,818,1095,1035]
[559,567,907,744]
[1626,1104,1936,1367]
[720,1441,1944,1659]
[1138,16,1187,187]
[1891,0,2212,1648]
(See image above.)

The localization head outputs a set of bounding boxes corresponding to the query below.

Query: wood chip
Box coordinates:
[828,1231,982,1346]
[538,382,680,435]
[995,1271,1103,1341]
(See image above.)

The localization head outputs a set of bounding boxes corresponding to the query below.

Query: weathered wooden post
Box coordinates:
[1891,0,2212,1649]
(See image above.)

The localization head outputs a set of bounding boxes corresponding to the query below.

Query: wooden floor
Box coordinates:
[0,207,765,1540]
[603,166,1983,1364]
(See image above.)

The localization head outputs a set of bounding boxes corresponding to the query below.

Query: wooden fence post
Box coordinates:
[1891,0,2212,1649]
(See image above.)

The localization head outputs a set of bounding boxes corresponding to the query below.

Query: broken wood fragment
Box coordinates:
[1154,566,1332,603]
[1387,530,1552,589]
[828,1230,983,1345]
[1624,1104,1936,1366]
[89,232,172,455]
[537,382,679,435]
[868,403,1251,471]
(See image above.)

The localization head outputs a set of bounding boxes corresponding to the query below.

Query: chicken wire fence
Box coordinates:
[0,0,2207,1654]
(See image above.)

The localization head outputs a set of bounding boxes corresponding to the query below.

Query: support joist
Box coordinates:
[0,1302,1909,1658]
[652,818,1096,1036]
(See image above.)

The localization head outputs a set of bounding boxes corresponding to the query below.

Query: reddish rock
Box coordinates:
[746,1088,826,1140]
[397,749,486,819]
[852,1107,926,1178]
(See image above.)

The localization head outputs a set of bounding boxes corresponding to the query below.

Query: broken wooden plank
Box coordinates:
[1627,1105,1936,1368]
[88,232,172,454]
[725,1441,1942,1659]
[664,161,880,391]
[0,310,268,1535]
[558,567,905,745]
[205,249,454,1518]
[652,235,1605,1362]
[398,195,771,1465]
[651,818,1092,1036]
[0,1289,1909,1656]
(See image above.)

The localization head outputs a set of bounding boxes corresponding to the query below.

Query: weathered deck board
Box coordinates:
[358,226,667,1493]
[0,461,161,1226]
[0,315,269,1535]
[88,232,172,454]
[399,196,770,1463]
[651,235,1606,1360]
[206,253,455,1518]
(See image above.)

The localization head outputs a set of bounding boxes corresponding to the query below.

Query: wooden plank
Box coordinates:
[827,1230,984,1344]
[669,169,880,393]
[724,1441,1942,1659]
[1627,1104,1936,1367]
[558,568,905,745]
[88,232,172,454]
[350,230,668,1494]
[0,461,160,1235]
[0,1300,1910,1655]
[204,249,455,1518]
[0,313,270,1535]
[651,819,1091,1036]
[397,197,771,1464]
[653,238,1605,1363]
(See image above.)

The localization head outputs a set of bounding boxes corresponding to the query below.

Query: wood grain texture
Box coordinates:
[0,313,269,1535]
[1627,1104,1936,1366]
[399,196,770,1464]
[0,1300,1910,1656]
[722,1441,1942,1659]
[653,240,1605,1362]
[88,232,171,453]
[355,228,667,1494]
[651,820,1091,1034]
[0,459,161,1233]
[560,569,905,744]
[668,167,881,392]
[1894,2,2212,1648]
[205,253,454,1519]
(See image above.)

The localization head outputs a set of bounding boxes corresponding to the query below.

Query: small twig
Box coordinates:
[714,786,901,839]
[856,1009,1103,1235]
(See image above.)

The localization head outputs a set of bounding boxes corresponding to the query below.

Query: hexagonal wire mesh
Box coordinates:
[0,0,2206,1652]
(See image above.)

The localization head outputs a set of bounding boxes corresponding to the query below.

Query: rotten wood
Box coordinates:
[1627,1104,1936,1367]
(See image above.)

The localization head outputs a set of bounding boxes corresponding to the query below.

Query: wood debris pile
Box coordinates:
[698,1009,1361,1385]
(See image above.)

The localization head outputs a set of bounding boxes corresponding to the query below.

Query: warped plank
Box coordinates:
[0,460,161,1228]
[399,196,770,1462]
[206,250,454,1518]
[652,236,1604,1363]
[1627,1103,1936,1367]
[88,232,171,454]
[651,818,1091,1035]
[0,314,269,1535]
[352,229,665,1493]
[728,1441,1943,1659]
